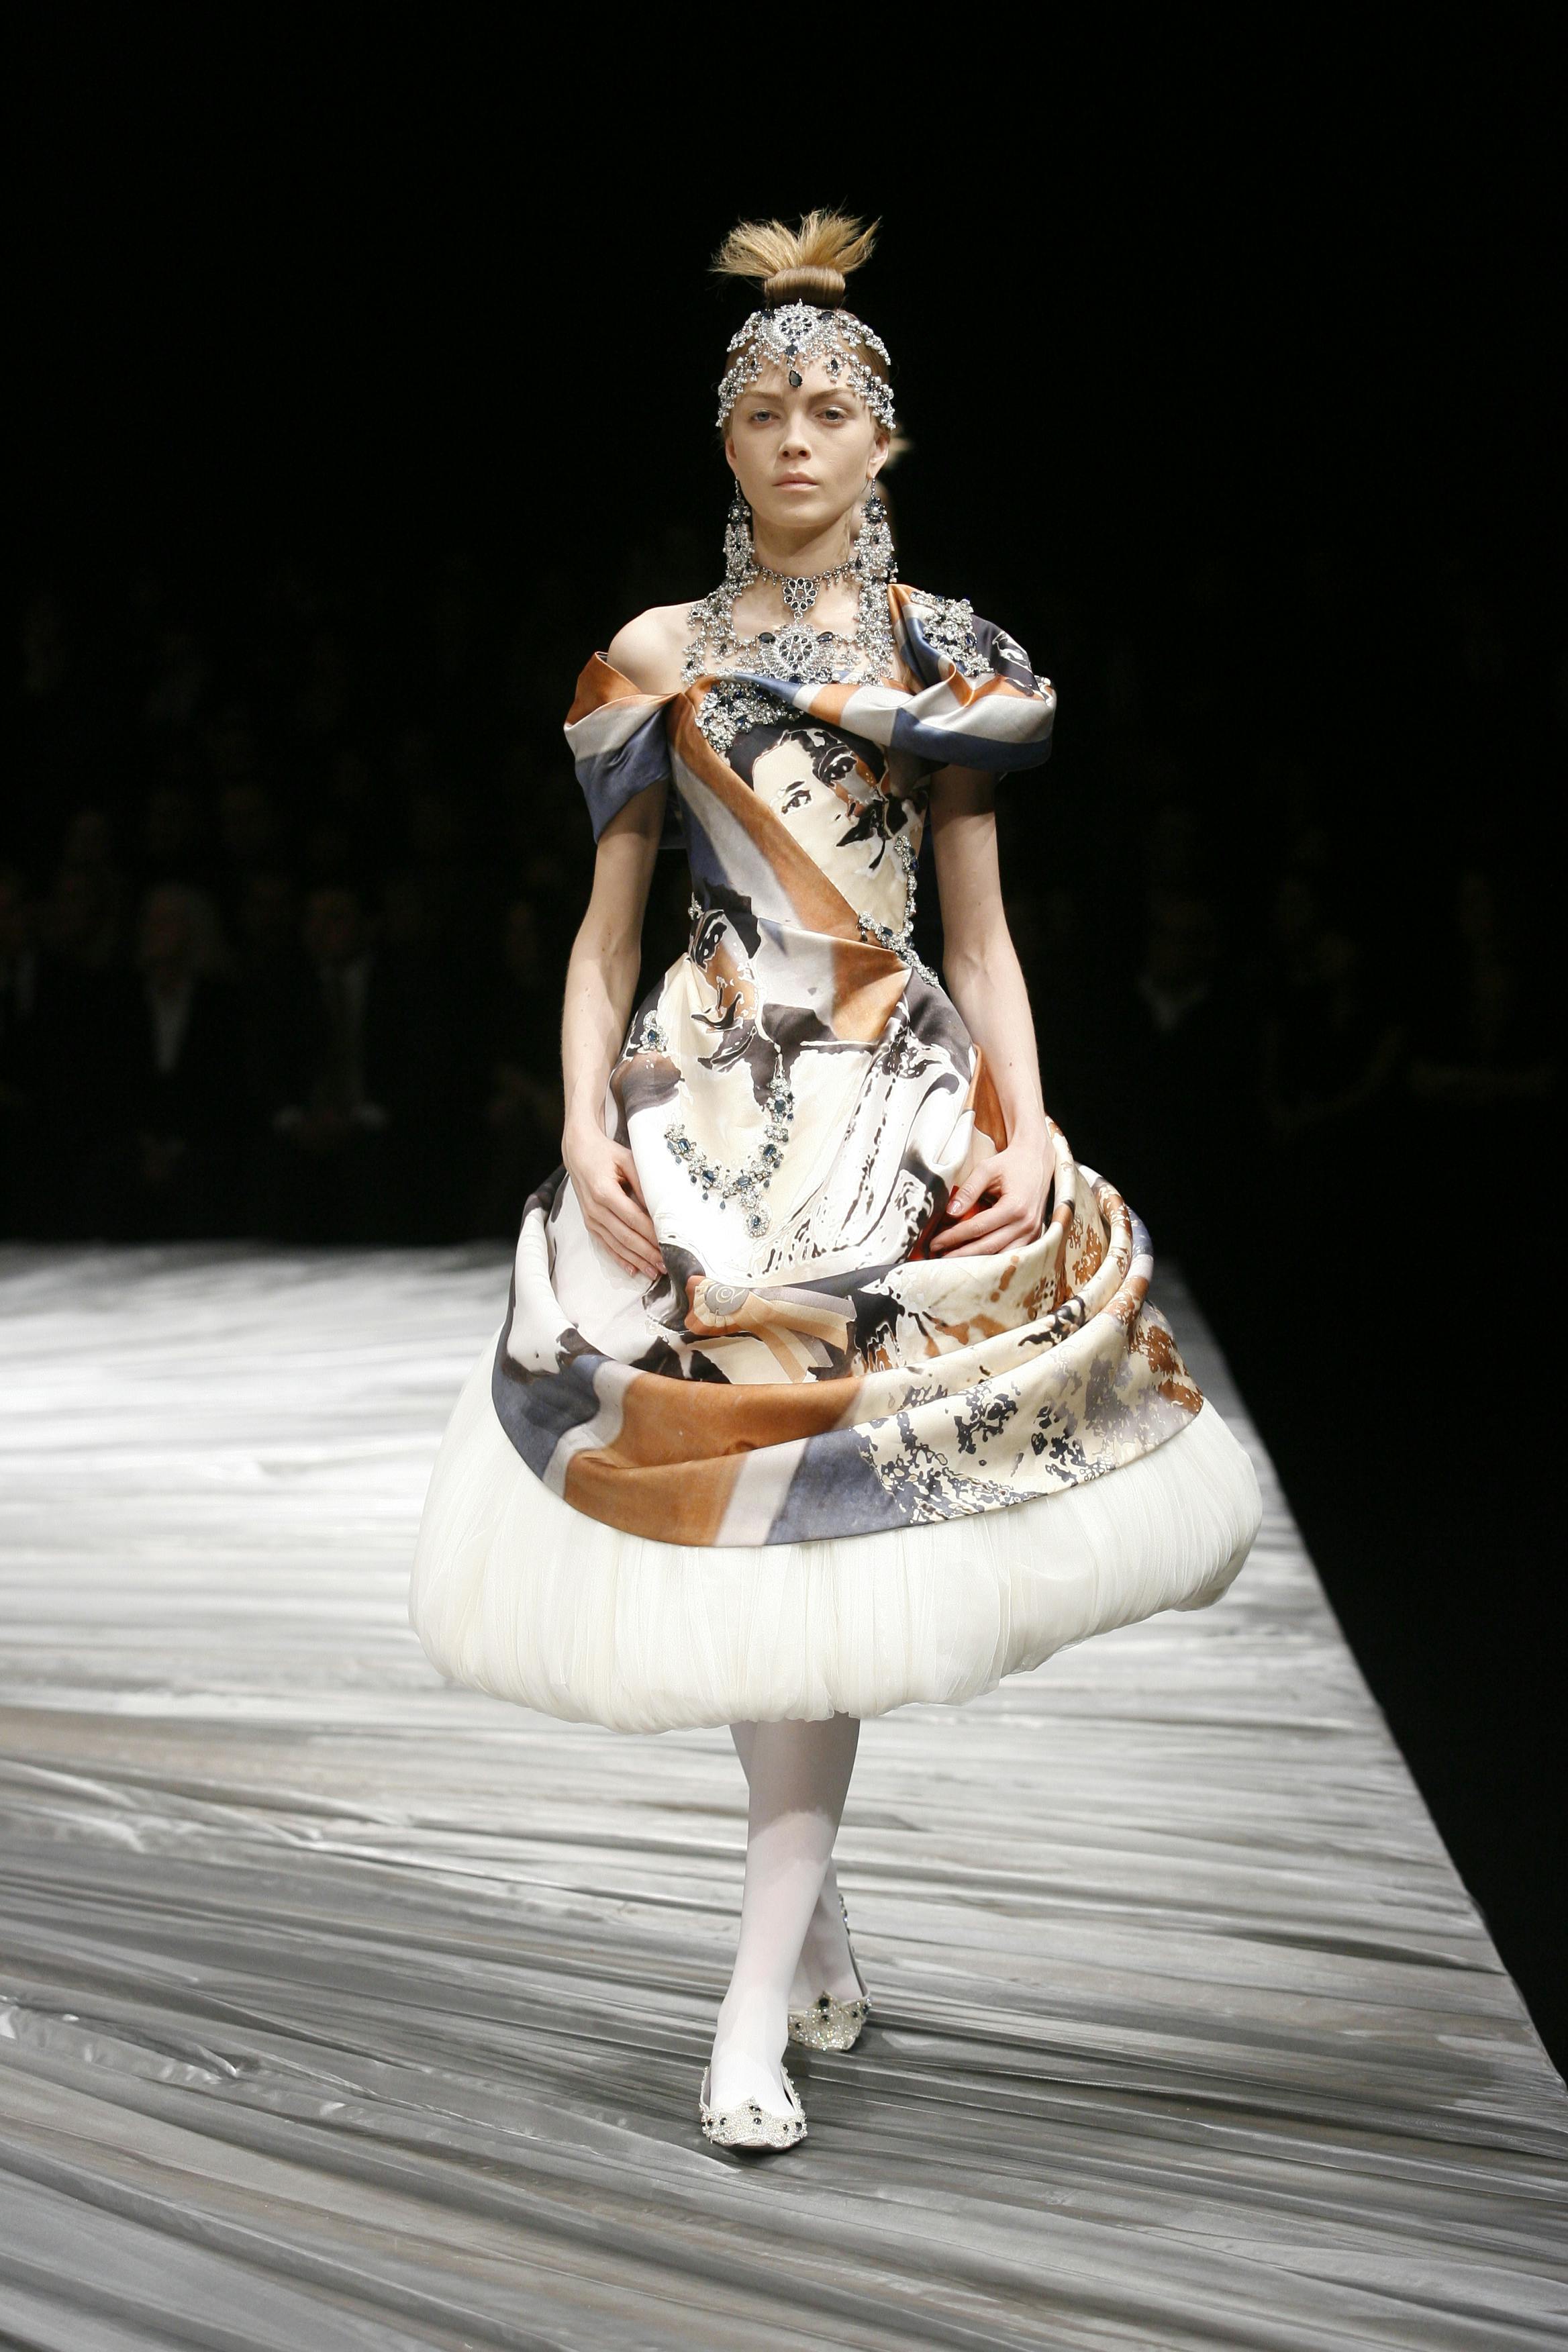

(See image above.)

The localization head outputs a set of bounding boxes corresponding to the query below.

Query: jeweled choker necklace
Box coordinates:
[751,555,857,620]
[682,486,898,690]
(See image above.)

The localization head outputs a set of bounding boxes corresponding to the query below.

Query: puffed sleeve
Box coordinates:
[887,587,1055,775]
[562,655,675,842]
[973,616,1051,702]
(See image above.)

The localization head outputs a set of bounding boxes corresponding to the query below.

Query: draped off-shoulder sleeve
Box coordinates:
[730,585,1055,779]
[563,655,675,842]
[888,585,1055,775]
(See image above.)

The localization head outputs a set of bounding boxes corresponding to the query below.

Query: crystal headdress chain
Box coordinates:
[716,301,896,434]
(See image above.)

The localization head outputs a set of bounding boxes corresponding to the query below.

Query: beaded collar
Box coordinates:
[681,579,897,694]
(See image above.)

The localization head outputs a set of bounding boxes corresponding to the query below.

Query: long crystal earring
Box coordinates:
[723,487,756,587]
[853,485,896,584]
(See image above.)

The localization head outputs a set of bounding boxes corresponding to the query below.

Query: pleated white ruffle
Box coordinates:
[409,1330,1263,1733]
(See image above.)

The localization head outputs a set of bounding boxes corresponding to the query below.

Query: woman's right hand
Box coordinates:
[562,1122,664,1283]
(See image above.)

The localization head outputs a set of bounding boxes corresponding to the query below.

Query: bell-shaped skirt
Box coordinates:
[409,1329,1263,1734]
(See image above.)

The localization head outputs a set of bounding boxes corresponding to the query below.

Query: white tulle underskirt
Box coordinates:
[408,1330,1263,1734]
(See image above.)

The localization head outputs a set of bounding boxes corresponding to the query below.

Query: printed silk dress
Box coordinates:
[409,581,1261,1732]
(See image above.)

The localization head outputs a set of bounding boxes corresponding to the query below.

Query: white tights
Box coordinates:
[709,1714,861,2115]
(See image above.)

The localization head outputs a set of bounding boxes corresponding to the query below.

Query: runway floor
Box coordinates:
[0,1243,1563,2351]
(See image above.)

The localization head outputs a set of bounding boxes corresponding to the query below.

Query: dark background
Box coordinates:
[11,20,1562,2057]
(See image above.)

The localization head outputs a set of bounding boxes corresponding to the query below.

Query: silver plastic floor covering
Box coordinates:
[0,1242,1563,2351]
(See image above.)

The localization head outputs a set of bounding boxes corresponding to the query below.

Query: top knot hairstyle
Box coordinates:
[712,212,896,432]
[712,209,879,310]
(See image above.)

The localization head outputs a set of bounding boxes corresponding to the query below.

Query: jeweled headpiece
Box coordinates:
[716,300,896,432]
[711,209,895,434]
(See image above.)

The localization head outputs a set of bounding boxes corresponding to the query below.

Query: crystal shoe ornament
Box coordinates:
[699,2061,807,2151]
[787,1894,871,2053]
[786,1988,869,2053]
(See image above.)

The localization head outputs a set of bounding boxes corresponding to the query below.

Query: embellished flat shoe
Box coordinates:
[699,2062,807,2151]
[788,1894,871,2053]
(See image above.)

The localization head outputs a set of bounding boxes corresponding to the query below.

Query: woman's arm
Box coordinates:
[560,781,668,1280]
[926,767,1051,1257]
[557,599,689,1278]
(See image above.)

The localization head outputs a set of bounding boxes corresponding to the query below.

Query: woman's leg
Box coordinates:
[730,1721,861,2009]
[709,1714,860,2113]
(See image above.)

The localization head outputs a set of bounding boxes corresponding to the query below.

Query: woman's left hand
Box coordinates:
[928,1142,1050,1257]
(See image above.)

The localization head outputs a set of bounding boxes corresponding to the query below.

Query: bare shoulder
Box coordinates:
[605,602,693,695]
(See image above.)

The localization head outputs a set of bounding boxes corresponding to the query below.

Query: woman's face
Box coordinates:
[724,359,887,544]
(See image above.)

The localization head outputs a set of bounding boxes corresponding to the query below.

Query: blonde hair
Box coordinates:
[712,209,879,311]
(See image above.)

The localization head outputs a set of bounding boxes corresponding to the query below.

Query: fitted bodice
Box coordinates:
[682,676,928,967]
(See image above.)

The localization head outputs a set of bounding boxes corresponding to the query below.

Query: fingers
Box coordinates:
[589,1178,656,1245]
[581,1179,664,1281]
[613,1182,660,1251]
[609,1198,660,1272]
[581,1157,656,1237]
[602,1146,658,1250]
[609,1222,664,1281]
[946,1157,1003,1222]
[930,1223,1020,1261]
[935,1224,1036,1258]
[929,1187,1011,1251]
[929,1189,1041,1256]
[609,1142,651,1210]
[564,1135,665,1281]
[587,1205,665,1281]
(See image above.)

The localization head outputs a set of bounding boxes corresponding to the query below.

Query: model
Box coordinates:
[410,211,1262,2153]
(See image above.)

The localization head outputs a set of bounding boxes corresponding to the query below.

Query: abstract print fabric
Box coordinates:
[409,583,1261,1728]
